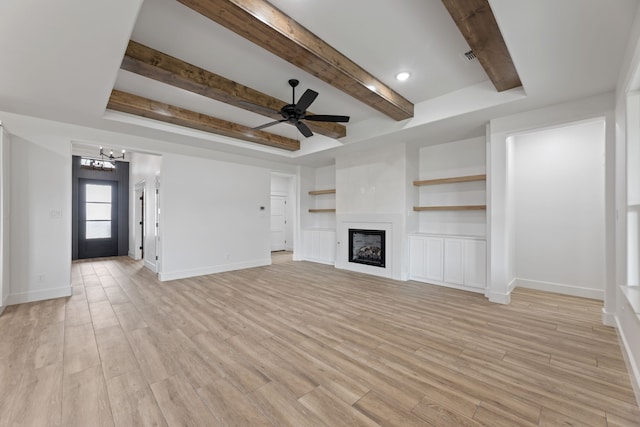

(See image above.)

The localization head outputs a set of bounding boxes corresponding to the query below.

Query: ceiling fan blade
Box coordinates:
[254,119,286,131]
[237,100,281,115]
[304,114,350,123]
[295,120,313,138]
[295,89,318,114]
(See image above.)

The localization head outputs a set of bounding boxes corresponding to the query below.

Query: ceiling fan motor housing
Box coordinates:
[281,104,301,121]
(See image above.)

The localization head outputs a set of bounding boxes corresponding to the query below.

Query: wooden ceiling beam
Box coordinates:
[107,90,300,151]
[441,0,522,92]
[177,0,414,121]
[121,41,346,139]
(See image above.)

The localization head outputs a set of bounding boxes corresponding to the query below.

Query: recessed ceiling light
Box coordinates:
[395,71,411,81]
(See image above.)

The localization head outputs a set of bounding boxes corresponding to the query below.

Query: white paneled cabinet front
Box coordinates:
[409,234,486,292]
[443,239,464,285]
[424,237,444,282]
[463,239,486,288]
[302,229,336,265]
[409,236,443,282]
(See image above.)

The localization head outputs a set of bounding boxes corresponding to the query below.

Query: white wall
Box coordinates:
[417,137,486,237]
[511,120,606,299]
[129,152,162,271]
[159,153,272,281]
[336,145,405,214]
[0,127,10,312]
[9,136,72,304]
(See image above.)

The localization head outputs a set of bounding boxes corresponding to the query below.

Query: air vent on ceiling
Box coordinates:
[463,50,477,63]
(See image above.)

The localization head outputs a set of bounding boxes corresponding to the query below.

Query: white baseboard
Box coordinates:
[514,278,604,300]
[301,257,335,266]
[602,307,616,327]
[409,276,485,295]
[615,307,640,410]
[485,278,517,304]
[488,289,511,304]
[143,259,156,273]
[6,286,72,305]
[128,251,135,259]
[158,258,271,281]
[1,293,8,311]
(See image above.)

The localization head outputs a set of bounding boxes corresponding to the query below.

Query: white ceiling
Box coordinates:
[0,0,638,165]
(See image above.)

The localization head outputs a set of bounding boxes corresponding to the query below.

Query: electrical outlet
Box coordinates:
[36,274,45,283]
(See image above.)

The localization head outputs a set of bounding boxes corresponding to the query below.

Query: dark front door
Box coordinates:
[78,179,118,259]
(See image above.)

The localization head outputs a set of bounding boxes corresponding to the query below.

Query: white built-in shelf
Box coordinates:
[413,174,486,212]
[308,189,336,195]
[308,208,336,213]
[413,205,486,211]
[413,205,487,212]
[309,189,336,213]
[413,174,486,186]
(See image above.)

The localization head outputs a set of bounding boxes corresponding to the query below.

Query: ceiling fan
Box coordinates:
[253,79,350,138]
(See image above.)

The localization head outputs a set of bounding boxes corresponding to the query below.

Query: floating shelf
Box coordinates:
[413,174,486,186]
[308,189,336,195]
[413,205,486,211]
[309,208,336,213]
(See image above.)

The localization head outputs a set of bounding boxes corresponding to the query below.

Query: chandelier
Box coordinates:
[80,147,126,171]
[99,147,125,161]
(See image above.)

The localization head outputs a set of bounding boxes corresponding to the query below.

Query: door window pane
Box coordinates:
[86,184,111,203]
[86,221,111,239]
[85,183,112,239]
[86,203,111,220]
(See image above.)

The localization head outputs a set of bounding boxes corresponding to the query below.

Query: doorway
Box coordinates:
[71,155,129,260]
[78,179,118,259]
[270,173,295,254]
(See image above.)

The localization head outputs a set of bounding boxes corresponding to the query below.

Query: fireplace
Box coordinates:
[349,229,385,268]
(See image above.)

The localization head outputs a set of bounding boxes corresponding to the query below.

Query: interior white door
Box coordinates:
[271,196,287,251]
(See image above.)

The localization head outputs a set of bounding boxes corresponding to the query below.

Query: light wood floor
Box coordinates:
[1,253,639,426]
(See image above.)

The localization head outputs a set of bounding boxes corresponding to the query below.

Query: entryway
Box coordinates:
[71,155,129,260]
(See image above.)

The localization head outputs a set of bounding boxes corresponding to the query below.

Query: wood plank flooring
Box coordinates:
[1,253,638,426]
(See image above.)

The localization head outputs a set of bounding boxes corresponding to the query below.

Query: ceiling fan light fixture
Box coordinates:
[253,79,350,138]
[395,71,411,81]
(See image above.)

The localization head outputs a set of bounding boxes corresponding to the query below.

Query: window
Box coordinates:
[80,158,116,171]
[85,184,112,239]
